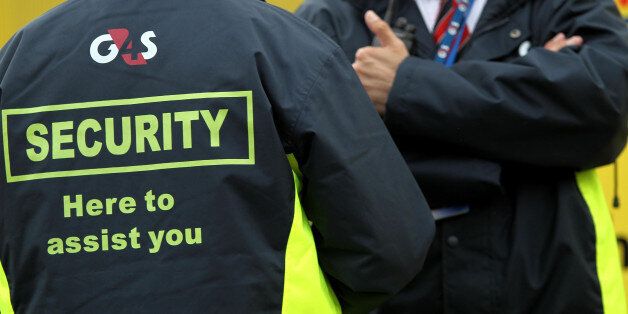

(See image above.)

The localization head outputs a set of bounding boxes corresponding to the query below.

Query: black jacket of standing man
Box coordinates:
[297,0,628,313]
[0,0,435,313]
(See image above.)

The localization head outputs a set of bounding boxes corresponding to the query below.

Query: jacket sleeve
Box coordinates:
[296,0,370,61]
[385,0,628,169]
[289,47,435,314]
[295,0,342,44]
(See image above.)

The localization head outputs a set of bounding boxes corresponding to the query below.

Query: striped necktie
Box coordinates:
[433,0,475,66]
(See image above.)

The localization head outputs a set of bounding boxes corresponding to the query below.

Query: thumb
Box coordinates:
[365,10,398,48]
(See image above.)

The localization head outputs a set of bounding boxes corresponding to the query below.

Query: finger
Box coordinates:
[553,33,566,41]
[355,47,388,63]
[363,47,397,62]
[352,61,372,77]
[544,33,565,49]
[352,63,371,89]
[564,36,583,47]
[544,34,584,52]
[352,62,370,78]
[355,47,373,60]
[364,10,399,48]
[544,33,565,51]
[352,62,361,74]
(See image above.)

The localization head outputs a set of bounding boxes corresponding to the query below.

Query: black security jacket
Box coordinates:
[0,0,435,313]
[297,0,628,313]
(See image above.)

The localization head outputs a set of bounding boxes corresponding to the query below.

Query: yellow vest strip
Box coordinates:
[282,154,340,314]
[0,260,14,314]
[576,170,627,314]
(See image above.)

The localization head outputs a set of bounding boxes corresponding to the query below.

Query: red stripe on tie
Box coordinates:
[433,7,455,43]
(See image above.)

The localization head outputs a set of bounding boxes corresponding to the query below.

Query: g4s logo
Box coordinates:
[90,29,157,66]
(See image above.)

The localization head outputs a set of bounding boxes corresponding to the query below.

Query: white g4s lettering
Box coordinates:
[90,30,158,64]
[90,34,118,64]
[140,31,158,60]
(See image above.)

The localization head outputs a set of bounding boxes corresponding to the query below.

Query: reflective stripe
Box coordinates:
[576,170,627,314]
[0,260,13,314]
[282,164,340,313]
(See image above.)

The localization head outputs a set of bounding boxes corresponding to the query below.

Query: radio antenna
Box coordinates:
[383,0,398,24]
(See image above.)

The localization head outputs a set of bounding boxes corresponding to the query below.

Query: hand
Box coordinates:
[352,10,409,116]
[544,32,583,52]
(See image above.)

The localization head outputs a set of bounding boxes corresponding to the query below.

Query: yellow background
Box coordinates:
[1,0,628,305]
[617,0,628,17]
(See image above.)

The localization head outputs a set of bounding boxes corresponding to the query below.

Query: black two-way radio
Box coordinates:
[371,0,418,53]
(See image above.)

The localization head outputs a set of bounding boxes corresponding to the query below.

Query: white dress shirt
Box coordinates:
[415,0,488,33]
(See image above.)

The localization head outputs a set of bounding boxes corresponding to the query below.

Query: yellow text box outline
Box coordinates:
[2,91,255,183]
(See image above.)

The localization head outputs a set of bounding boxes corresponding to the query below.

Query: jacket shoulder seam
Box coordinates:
[287,47,342,141]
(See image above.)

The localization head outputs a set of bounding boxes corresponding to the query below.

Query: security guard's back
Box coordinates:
[0,0,434,313]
